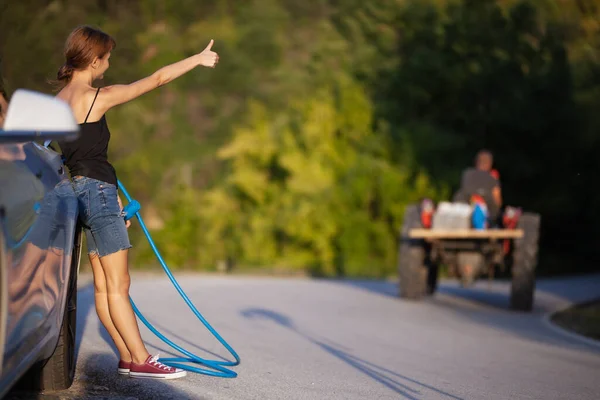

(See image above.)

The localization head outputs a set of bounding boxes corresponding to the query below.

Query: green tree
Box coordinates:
[198,77,440,277]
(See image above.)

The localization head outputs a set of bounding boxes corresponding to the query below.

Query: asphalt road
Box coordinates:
[7,273,600,400]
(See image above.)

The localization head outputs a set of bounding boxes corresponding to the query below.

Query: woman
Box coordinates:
[54,25,218,379]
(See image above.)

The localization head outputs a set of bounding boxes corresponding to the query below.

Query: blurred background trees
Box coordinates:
[1,0,598,277]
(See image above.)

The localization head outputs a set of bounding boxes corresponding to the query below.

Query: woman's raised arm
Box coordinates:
[99,40,218,110]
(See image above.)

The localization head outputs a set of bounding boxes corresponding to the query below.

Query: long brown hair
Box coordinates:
[51,25,116,89]
[0,56,8,100]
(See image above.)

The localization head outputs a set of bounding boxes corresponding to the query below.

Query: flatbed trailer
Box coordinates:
[409,229,524,239]
[398,205,540,311]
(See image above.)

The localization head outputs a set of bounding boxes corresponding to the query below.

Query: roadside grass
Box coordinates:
[551,299,600,341]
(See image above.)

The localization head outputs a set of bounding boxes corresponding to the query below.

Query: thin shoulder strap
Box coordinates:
[84,88,101,123]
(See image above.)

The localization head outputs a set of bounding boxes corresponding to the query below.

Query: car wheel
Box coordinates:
[18,228,81,392]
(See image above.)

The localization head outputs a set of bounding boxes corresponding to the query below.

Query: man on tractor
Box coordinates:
[453,149,503,226]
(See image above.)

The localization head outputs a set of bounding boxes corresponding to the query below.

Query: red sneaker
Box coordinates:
[129,354,187,380]
[118,360,131,375]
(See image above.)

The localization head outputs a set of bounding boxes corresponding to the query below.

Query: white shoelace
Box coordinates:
[149,354,172,371]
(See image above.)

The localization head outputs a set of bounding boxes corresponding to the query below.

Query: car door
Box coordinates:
[0,141,78,381]
[22,143,79,332]
[0,89,81,397]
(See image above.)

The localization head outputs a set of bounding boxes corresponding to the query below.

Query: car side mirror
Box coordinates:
[0,89,79,144]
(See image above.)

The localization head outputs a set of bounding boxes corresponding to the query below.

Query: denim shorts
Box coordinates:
[71,176,132,257]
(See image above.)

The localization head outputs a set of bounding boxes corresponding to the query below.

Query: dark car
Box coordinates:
[0,90,81,397]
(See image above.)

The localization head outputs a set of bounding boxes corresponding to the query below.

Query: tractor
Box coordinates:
[397,199,541,311]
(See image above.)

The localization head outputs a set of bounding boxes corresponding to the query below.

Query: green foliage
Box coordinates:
[2,0,600,275]
[197,79,440,277]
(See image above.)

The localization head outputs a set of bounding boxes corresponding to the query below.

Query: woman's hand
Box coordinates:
[118,194,131,229]
[197,40,219,68]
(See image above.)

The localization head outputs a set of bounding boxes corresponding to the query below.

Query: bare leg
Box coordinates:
[99,249,150,364]
[90,253,132,363]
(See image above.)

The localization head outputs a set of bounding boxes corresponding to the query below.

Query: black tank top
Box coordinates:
[59,88,118,187]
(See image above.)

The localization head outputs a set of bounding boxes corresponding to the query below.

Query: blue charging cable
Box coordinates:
[118,180,241,378]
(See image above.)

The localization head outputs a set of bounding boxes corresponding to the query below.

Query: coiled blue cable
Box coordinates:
[118,180,241,378]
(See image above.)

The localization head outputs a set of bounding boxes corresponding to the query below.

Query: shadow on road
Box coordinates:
[5,357,200,400]
[327,276,600,353]
[435,284,511,310]
[78,284,205,399]
[71,352,199,400]
[240,308,463,400]
[6,285,197,400]
[330,278,511,310]
[333,279,400,299]
[331,273,600,314]
[77,283,235,385]
[141,317,231,363]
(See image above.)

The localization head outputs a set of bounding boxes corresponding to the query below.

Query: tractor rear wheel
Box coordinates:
[398,205,430,299]
[510,213,541,311]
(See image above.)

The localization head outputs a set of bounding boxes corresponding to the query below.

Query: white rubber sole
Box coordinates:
[118,368,130,375]
[129,370,187,380]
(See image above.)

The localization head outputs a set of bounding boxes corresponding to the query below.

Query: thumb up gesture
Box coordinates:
[198,40,219,68]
